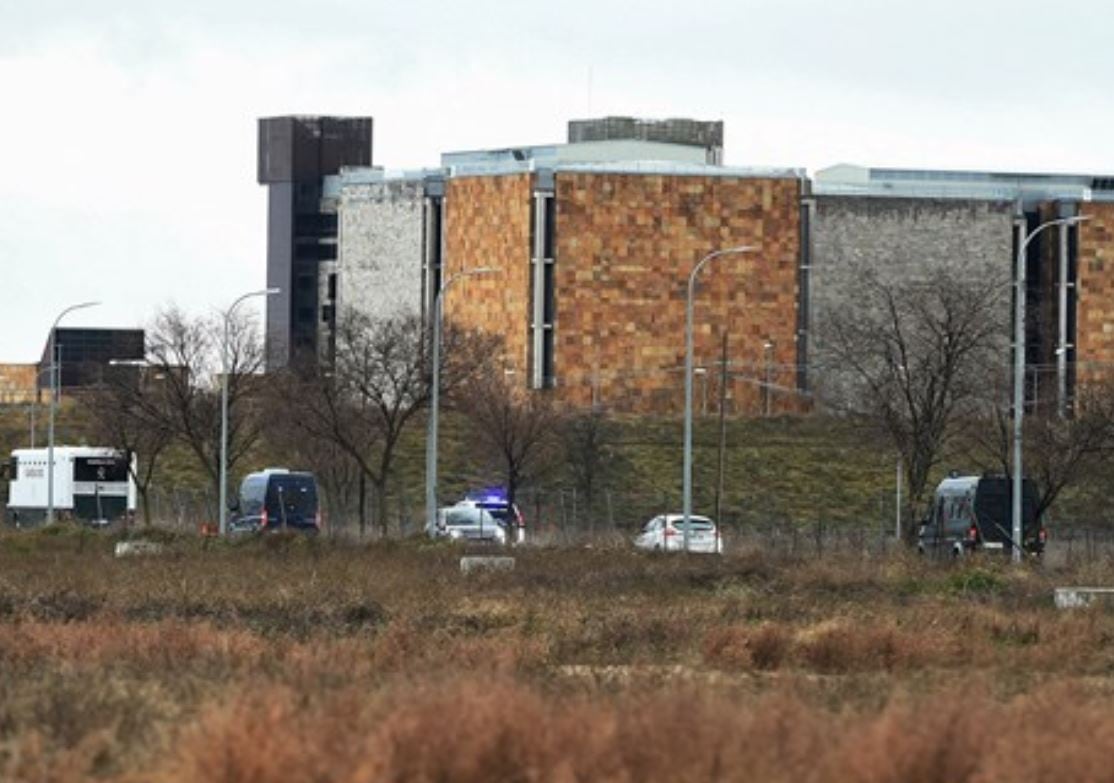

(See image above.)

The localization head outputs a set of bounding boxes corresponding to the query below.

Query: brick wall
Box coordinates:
[0,364,36,405]
[1076,202,1114,379]
[443,174,534,372]
[553,173,802,413]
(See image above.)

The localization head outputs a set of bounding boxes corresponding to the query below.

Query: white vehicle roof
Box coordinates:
[12,446,125,459]
[662,514,715,525]
[936,476,983,494]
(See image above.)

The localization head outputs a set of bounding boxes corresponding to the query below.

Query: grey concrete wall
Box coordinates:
[337,180,426,322]
[264,182,295,369]
[810,196,1015,401]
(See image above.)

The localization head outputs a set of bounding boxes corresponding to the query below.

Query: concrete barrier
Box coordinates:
[460,556,515,575]
[1054,587,1114,609]
[114,541,165,558]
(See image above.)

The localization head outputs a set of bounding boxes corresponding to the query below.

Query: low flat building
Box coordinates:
[39,328,145,393]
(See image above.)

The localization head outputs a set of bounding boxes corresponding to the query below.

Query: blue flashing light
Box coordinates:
[465,486,508,506]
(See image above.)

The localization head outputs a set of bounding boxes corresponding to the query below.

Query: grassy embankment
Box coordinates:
[0,401,901,531]
[2,529,1114,781]
[5,401,1110,533]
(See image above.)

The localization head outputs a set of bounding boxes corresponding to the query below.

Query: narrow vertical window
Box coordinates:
[530,190,555,389]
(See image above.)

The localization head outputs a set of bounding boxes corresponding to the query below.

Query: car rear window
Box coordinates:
[669,518,714,531]
[481,505,510,523]
[444,507,499,527]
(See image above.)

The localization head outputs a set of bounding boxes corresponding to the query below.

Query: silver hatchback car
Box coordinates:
[634,514,723,554]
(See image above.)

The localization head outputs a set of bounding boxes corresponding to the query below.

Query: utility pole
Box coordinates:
[1012,215,1087,562]
[684,245,755,551]
[763,340,774,417]
[47,301,100,525]
[895,457,903,540]
[219,288,279,537]
[714,332,729,525]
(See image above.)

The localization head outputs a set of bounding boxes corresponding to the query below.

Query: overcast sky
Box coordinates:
[1,0,1111,361]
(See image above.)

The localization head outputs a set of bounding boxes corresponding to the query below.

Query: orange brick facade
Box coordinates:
[442,174,533,373]
[1075,203,1114,381]
[441,170,803,414]
[553,173,802,413]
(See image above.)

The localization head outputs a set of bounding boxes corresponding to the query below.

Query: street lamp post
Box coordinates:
[762,340,775,417]
[47,301,101,525]
[29,366,57,448]
[1012,215,1088,563]
[683,246,755,551]
[425,267,498,536]
[219,288,279,537]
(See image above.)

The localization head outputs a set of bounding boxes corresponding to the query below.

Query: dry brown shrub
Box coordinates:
[973,682,1114,782]
[702,625,752,669]
[156,687,366,783]
[702,623,790,671]
[749,623,792,670]
[547,607,698,665]
[822,687,995,783]
[1,729,116,783]
[369,620,548,677]
[350,679,561,783]
[796,621,934,674]
[352,679,832,783]
[0,620,267,671]
[132,676,1114,783]
[1011,611,1114,673]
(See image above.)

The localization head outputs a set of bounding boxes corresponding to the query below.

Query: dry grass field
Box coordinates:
[2,527,1114,782]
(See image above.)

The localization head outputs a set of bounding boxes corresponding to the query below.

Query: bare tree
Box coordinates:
[561,408,629,533]
[82,367,174,526]
[961,376,1114,521]
[821,264,1009,524]
[460,372,564,511]
[140,305,266,517]
[272,309,496,537]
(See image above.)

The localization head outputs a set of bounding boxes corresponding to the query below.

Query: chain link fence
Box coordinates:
[132,483,1114,565]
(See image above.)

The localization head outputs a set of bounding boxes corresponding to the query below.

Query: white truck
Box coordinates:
[6,447,136,526]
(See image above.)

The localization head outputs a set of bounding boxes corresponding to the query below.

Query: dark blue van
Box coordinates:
[231,469,320,534]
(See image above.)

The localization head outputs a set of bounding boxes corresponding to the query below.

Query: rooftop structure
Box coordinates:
[441,140,797,180]
[815,163,1114,205]
[568,116,724,164]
